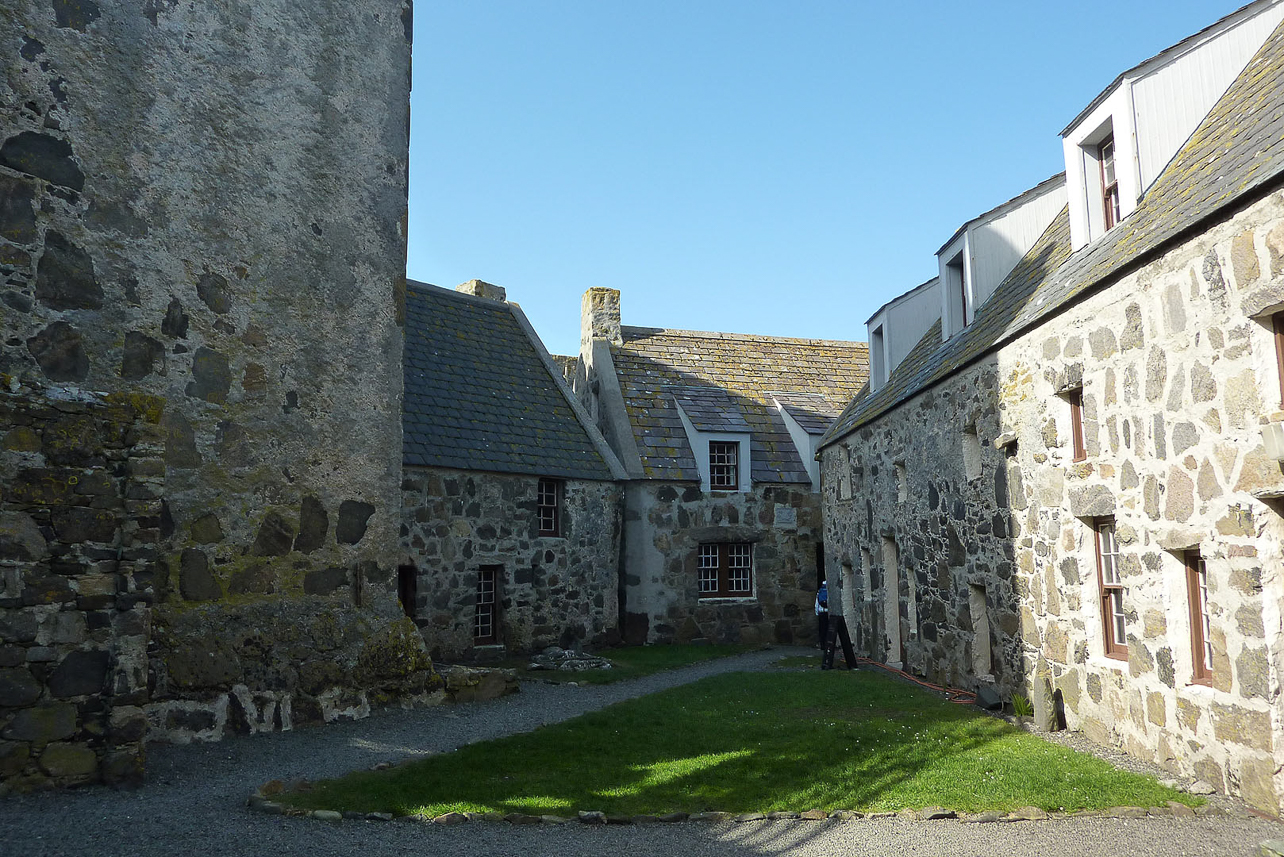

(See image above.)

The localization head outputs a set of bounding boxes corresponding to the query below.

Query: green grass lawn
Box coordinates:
[499,643,761,685]
[279,670,1195,817]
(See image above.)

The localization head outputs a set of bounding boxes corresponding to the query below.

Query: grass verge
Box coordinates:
[279,670,1197,817]
[498,643,761,685]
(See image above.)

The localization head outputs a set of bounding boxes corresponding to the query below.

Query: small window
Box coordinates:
[838,446,853,500]
[537,478,561,536]
[1274,312,1284,408]
[969,583,992,678]
[474,566,500,644]
[895,462,908,503]
[397,564,418,619]
[1099,136,1120,230]
[870,325,886,388]
[1186,551,1213,684]
[697,542,753,598]
[947,254,968,329]
[1069,388,1086,462]
[1095,520,1127,659]
[962,426,982,480]
[709,441,739,490]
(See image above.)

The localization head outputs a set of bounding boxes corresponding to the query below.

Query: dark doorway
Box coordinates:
[397,564,417,618]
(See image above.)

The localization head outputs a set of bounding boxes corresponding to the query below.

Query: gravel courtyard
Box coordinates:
[1,647,1280,857]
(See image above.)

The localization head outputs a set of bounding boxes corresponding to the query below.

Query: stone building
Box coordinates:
[575,288,868,646]
[819,1,1284,815]
[401,281,626,660]
[1,0,427,790]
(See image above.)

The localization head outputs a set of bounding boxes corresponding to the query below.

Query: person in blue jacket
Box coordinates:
[815,580,829,647]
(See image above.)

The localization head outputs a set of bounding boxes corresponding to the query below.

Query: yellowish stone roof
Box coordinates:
[612,326,868,482]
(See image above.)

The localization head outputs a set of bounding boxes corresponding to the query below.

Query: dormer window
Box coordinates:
[1099,135,1120,230]
[938,235,971,340]
[709,441,739,490]
[670,386,751,492]
[947,254,968,328]
[870,324,886,390]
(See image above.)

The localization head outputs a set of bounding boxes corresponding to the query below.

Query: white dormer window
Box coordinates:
[1099,134,1121,230]
[870,324,886,390]
[938,232,971,340]
[670,387,752,492]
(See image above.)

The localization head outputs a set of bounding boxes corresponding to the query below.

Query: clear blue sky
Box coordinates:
[408,1,1250,357]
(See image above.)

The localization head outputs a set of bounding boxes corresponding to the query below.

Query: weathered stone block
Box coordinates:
[2,703,77,746]
[178,549,220,602]
[0,132,85,190]
[1212,703,1272,751]
[48,649,110,698]
[38,742,97,779]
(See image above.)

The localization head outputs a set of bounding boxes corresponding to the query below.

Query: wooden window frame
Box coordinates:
[1069,388,1086,462]
[1273,312,1284,408]
[697,542,753,598]
[474,565,501,644]
[537,477,561,537]
[1100,135,1120,230]
[1186,551,1213,685]
[709,441,739,490]
[1095,519,1127,659]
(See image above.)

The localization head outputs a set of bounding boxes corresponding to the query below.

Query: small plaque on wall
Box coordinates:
[774,506,797,528]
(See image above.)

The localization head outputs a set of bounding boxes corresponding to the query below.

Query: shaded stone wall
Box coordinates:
[2,1,426,758]
[822,189,1284,814]
[624,482,820,646]
[0,388,161,792]
[401,466,623,660]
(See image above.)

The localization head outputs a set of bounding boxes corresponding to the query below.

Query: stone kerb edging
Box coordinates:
[247,780,1233,826]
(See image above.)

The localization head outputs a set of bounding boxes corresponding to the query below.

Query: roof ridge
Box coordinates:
[620,325,867,348]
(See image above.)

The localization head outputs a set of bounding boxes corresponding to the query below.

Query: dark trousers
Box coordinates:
[818,612,829,646]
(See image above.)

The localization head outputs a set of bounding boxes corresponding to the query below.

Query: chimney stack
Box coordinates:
[581,288,621,348]
[455,279,506,302]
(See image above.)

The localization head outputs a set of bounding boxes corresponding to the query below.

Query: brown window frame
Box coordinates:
[709,441,739,490]
[1069,388,1086,462]
[1186,551,1213,685]
[473,565,501,644]
[537,478,561,537]
[1099,135,1120,230]
[1273,312,1284,408]
[697,542,754,598]
[1095,519,1127,659]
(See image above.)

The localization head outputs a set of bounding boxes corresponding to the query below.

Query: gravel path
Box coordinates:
[1,647,1280,857]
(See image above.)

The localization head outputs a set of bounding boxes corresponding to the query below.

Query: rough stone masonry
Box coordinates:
[1,0,426,789]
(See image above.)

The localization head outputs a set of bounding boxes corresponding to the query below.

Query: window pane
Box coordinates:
[1112,590,1126,645]
[698,544,719,593]
[728,543,752,593]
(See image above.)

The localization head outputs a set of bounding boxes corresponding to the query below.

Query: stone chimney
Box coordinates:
[581,287,621,348]
[455,279,506,302]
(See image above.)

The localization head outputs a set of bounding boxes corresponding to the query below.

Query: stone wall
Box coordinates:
[624,481,820,646]
[2,1,428,761]
[401,466,623,660]
[822,188,1284,814]
[0,387,161,792]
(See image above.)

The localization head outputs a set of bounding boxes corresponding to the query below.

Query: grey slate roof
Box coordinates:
[671,387,752,432]
[403,282,616,480]
[768,392,842,435]
[822,14,1284,448]
[612,327,868,483]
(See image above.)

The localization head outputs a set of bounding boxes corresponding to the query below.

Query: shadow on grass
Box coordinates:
[282,670,1186,819]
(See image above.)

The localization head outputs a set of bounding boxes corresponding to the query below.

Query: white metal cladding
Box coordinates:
[868,277,941,381]
[1133,2,1284,191]
[968,181,1068,309]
